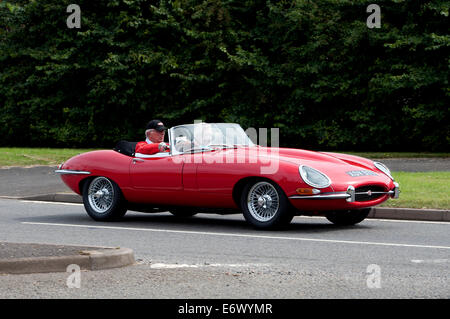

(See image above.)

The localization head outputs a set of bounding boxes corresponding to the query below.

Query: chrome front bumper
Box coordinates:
[289,182,400,202]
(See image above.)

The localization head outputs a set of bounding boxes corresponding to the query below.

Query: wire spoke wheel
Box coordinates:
[247,181,280,222]
[87,177,115,214]
[82,177,127,221]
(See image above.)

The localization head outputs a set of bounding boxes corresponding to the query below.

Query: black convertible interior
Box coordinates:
[113,140,138,157]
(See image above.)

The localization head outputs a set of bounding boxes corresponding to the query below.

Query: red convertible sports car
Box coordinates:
[56,122,399,229]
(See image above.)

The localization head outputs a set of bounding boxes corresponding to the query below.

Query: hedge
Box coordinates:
[0,0,448,150]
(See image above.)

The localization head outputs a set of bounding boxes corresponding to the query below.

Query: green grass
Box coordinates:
[381,171,450,210]
[0,147,97,167]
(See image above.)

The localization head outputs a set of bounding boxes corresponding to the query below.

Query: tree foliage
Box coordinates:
[0,0,448,150]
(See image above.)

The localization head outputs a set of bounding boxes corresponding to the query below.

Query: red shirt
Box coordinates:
[135,141,170,155]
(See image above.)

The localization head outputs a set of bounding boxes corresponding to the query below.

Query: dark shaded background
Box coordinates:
[0,0,448,151]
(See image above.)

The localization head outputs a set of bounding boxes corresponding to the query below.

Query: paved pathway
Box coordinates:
[376,158,450,172]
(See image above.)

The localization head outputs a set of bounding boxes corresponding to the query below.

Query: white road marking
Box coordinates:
[150,263,199,269]
[21,222,450,250]
[411,259,449,264]
[149,262,270,269]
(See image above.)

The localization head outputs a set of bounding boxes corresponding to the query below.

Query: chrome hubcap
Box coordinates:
[257,194,273,209]
[88,177,114,214]
[247,182,279,222]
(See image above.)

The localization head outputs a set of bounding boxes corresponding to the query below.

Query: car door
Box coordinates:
[192,150,239,208]
[129,153,183,204]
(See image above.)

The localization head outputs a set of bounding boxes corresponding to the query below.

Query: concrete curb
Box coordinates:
[6,192,450,222]
[12,193,83,204]
[369,207,450,222]
[0,247,135,274]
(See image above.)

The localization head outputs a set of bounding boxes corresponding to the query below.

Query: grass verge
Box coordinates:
[381,171,449,210]
[0,148,97,167]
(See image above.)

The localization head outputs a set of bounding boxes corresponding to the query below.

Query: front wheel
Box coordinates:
[82,176,127,221]
[325,208,371,226]
[241,180,294,229]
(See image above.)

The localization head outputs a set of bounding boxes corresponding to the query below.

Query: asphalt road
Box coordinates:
[0,198,448,298]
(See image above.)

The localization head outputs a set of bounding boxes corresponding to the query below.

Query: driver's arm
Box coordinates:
[135,142,169,155]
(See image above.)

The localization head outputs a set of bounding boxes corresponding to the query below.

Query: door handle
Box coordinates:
[132,158,145,164]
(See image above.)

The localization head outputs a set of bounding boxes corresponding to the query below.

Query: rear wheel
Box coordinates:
[241,180,294,229]
[82,176,127,221]
[325,208,371,226]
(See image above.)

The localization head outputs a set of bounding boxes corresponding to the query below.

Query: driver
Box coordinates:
[135,119,170,155]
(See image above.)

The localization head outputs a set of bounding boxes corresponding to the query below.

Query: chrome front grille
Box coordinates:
[354,185,386,202]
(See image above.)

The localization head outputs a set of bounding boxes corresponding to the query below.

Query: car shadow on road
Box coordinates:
[18,211,372,234]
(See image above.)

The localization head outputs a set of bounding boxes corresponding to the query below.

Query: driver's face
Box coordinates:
[148,129,165,143]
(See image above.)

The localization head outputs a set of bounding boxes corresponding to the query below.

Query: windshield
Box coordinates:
[170,123,255,154]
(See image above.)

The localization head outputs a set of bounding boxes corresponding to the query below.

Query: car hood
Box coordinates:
[220,146,391,188]
[253,147,371,167]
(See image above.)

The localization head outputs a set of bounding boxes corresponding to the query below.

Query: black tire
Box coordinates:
[169,208,198,218]
[82,176,127,221]
[241,180,294,229]
[325,208,371,226]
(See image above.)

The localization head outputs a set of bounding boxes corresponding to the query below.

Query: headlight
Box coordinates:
[299,165,331,188]
[374,161,394,180]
